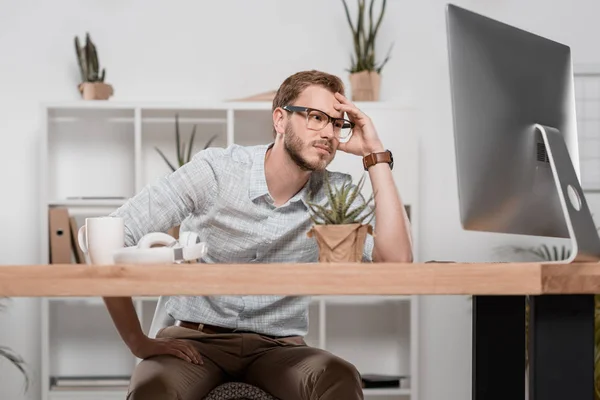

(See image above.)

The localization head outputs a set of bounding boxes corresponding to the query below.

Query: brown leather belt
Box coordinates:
[174,320,240,334]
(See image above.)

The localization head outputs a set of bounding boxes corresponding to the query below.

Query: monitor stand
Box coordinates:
[473,125,597,400]
[535,123,600,263]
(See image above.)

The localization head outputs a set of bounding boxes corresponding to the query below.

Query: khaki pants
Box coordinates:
[127,325,364,400]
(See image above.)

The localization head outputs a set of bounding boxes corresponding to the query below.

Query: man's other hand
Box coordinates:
[132,336,203,364]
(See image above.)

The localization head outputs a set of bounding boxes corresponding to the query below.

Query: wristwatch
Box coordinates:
[363,150,394,171]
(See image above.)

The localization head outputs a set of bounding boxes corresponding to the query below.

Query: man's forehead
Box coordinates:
[296,86,343,117]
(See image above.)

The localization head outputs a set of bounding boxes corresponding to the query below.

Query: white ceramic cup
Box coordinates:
[77,217,124,265]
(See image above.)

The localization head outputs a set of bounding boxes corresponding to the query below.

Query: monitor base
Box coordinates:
[536,123,600,263]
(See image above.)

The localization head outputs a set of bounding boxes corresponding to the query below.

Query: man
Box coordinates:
[106,70,413,400]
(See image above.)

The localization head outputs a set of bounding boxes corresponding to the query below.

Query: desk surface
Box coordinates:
[1,262,599,297]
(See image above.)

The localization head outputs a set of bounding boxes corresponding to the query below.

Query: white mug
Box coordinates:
[78,217,124,265]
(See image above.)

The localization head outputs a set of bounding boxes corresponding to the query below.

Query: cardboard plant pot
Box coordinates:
[78,82,114,100]
[307,223,373,262]
[349,70,381,101]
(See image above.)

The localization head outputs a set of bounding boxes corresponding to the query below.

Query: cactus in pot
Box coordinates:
[74,32,113,100]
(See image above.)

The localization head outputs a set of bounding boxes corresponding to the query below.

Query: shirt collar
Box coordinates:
[248,143,272,201]
[247,143,321,207]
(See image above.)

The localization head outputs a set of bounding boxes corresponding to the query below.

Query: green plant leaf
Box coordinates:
[324,175,338,217]
[185,125,198,164]
[344,202,370,224]
[343,0,391,73]
[0,346,28,391]
[74,36,87,83]
[343,174,366,217]
[203,133,219,150]
[357,193,376,224]
[154,146,177,172]
[307,173,375,225]
[175,114,182,166]
[341,0,356,36]
[307,202,337,224]
[0,300,29,392]
[376,42,394,74]
[339,182,354,218]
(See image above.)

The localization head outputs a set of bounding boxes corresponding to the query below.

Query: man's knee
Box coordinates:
[127,375,179,400]
[310,355,363,399]
[321,356,361,383]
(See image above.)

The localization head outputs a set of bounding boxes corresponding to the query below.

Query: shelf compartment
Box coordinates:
[325,301,411,385]
[47,108,135,201]
[49,301,136,378]
[232,109,273,146]
[140,108,228,187]
[304,300,321,348]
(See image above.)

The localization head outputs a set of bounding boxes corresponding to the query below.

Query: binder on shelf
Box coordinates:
[48,207,73,264]
[69,216,85,264]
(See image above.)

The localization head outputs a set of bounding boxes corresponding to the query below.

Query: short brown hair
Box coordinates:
[272,70,345,112]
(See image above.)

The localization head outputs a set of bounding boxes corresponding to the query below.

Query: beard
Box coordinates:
[284,124,333,172]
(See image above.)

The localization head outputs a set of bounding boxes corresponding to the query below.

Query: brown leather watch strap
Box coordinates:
[363,150,393,171]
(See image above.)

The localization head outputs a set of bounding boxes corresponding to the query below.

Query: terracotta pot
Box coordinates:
[349,70,381,101]
[168,225,180,240]
[78,82,114,100]
[307,223,373,262]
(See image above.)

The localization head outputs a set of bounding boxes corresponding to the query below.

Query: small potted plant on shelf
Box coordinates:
[74,32,113,100]
[341,0,393,101]
[306,174,375,262]
[154,114,219,172]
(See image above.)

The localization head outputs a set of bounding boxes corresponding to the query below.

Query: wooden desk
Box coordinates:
[0,262,599,297]
[0,262,597,400]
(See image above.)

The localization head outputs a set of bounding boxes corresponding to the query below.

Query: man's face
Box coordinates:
[283,85,342,172]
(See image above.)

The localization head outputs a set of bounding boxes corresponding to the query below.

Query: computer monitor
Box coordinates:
[446,4,600,262]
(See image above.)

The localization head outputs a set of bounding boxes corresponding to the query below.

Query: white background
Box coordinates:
[2,0,600,399]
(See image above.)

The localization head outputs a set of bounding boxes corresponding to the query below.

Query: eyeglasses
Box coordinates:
[282,105,354,140]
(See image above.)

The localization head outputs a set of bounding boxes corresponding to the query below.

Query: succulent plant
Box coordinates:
[74,32,106,83]
[155,114,219,172]
[341,0,393,74]
[307,174,375,225]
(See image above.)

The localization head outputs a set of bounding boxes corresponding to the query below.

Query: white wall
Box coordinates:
[2,0,600,399]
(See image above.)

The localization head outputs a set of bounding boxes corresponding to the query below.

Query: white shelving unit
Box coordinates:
[39,100,420,400]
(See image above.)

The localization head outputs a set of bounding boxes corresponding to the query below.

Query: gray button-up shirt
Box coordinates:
[110,143,374,337]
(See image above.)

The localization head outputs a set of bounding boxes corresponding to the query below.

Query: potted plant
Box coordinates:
[154,114,219,239]
[341,0,393,101]
[74,32,113,100]
[0,300,28,392]
[154,114,219,172]
[306,174,375,262]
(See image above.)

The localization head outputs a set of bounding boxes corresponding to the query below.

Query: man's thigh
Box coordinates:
[127,326,243,400]
[243,341,363,400]
[127,353,226,400]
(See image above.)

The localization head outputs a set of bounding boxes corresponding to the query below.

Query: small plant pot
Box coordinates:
[349,70,381,101]
[168,225,180,240]
[307,223,373,262]
[78,82,114,100]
